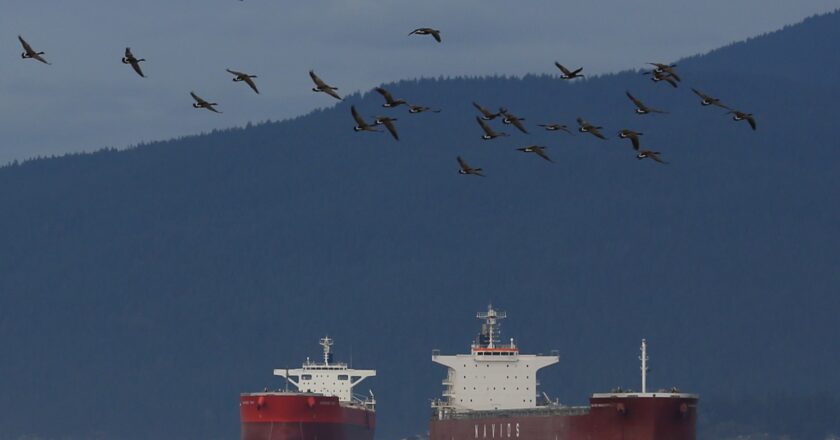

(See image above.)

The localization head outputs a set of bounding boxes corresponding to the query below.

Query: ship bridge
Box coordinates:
[275,337,375,403]
[432,305,558,412]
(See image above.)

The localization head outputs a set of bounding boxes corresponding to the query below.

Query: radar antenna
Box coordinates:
[320,336,334,366]
[476,304,506,348]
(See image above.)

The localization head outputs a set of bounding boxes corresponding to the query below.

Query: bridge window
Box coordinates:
[338,375,349,380]
[302,375,312,381]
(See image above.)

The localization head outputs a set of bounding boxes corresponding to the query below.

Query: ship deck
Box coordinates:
[432,404,590,421]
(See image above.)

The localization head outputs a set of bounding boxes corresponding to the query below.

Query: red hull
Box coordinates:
[430,394,697,440]
[241,394,375,440]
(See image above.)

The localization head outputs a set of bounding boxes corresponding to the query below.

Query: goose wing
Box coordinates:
[381,118,399,140]
[626,91,645,109]
[430,29,442,42]
[18,35,34,54]
[242,76,259,94]
[375,87,395,104]
[351,106,367,126]
[509,117,528,134]
[190,91,208,105]
[554,62,571,75]
[309,70,328,88]
[476,116,495,136]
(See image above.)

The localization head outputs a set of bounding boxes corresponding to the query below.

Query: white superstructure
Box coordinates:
[274,336,376,403]
[432,305,558,412]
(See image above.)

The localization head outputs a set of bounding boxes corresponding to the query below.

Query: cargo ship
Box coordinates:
[240,337,376,440]
[430,305,698,440]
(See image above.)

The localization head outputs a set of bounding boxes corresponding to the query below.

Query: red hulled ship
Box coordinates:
[430,306,698,440]
[240,337,376,440]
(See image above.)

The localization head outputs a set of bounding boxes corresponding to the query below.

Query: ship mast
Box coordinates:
[321,336,333,366]
[476,304,506,349]
[640,339,649,393]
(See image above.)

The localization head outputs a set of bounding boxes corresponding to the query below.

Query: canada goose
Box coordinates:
[351,106,380,132]
[18,35,49,65]
[516,145,553,163]
[538,124,573,134]
[626,91,667,114]
[636,150,668,164]
[647,70,678,88]
[374,87,407,108]
[617,129,644,150]
[374,116,400,140]
[554,62,584,79]
[407,104,441,114]
[691,88,729,109]
[309,70,342,100]
[409,28,442,42]
[576,117,606,140]
[500,109,528,134]
[190,91,221,113]
[457,156,484,177]
[728,110,757,130]
[473,102,500,120]
[227,68,259,94]
[122,48,145,77]
[476,117,508,140]
[648,63,681,82]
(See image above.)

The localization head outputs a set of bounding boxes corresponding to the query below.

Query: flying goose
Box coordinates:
[576,117,606,140]
[516,145,553,163]
[122,48,145,77]
[500,109,528,134]
[728,110,757,130]
[409,28,442,42]
[538,123,573,134]
[374,116,400,140]
[18,35,49,64]
[473,102,500,120]
[647,70,678,88]
[407,104,441,114]
[309,70,342,100]
[691,88,729,109]
[648,63,681,82]
[374,87,407,108]
[554,62,584,79]
[636,150,668,164]
[227,68,259,94]
[457,156,484,177]
[476,117,508,140]
[190,91,221,113]
[617,129,644,150]
[626,91,667,114]
[351,106,380,132]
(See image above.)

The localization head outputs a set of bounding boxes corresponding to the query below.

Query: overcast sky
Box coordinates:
[1,1,838,163]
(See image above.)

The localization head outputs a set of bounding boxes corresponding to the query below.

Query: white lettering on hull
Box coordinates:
[474,423,520,438]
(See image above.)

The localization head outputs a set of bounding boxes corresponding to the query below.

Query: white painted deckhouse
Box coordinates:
[432,305,559,412]
[274,336,376,403]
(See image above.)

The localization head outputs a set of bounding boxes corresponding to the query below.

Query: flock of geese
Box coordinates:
[16,28,757,177]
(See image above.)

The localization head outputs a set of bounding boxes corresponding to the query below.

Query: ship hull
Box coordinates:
[430,394,697,440]
[241,394,375,440]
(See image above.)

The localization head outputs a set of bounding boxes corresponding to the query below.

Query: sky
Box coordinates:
[1,0,838,164]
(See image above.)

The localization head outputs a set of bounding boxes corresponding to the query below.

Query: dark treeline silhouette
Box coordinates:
[0,10,838,440]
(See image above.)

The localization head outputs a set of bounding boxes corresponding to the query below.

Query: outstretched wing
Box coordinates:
[18,35,34,53]
[309,70,328,88]
[476,117,494,135]
[375,87,394,104]
[554,62,571,75]
[430,30,442,42]
[382,119,399,140]
[626,91,644,108]
[190,91,207,105]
